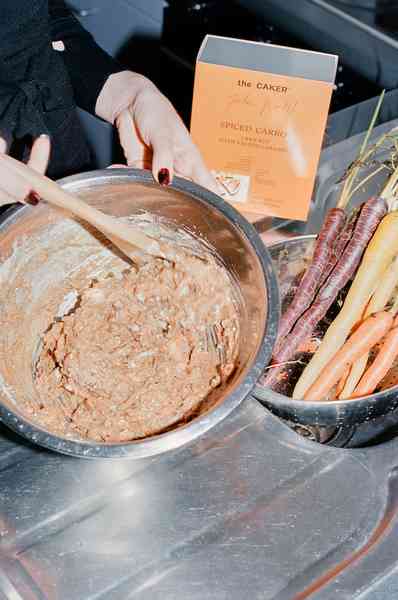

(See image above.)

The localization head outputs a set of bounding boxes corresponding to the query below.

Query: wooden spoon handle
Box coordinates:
[0,153,162,258]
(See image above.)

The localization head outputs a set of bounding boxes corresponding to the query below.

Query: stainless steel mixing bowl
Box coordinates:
[0,169,279,459]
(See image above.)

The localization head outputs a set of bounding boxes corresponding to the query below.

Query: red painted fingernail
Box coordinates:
[27,192,40,206]
[158,168,170,186]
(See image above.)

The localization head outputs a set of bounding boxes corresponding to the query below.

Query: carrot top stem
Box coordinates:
[358,91,386,156]
[338,91,385,210]
[348,164,388,201]
[381,161,398,210]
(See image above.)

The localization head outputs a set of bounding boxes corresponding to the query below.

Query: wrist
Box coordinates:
[95,71,155,124]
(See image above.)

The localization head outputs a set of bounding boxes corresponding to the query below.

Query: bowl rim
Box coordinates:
[0,168,280,459]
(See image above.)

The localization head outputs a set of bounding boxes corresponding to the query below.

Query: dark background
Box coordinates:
[68,0,396,168]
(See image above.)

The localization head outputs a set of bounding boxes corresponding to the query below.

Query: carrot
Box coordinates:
[324,206,360,276]
[340,357,368,399]
[339,255,398,398]
[303,311,393,401]
[352,314,398,397]
[335,365,350,398]
[270,196,386,375]
[274,208,346,347]
[293,208,398,400]
[264,209,360,389]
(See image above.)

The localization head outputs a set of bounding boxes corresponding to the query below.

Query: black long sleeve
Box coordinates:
[0,0,121,175]
[48,0,123,115]
[0,0,74,143]
[0,0,124,146]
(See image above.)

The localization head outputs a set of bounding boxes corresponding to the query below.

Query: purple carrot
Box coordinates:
[263,196,387,389]
[275,208,346,347]
[263,211,359,388]
[319,206,360,286]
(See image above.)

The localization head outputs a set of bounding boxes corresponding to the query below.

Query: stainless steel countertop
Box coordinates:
[1,398,398,599]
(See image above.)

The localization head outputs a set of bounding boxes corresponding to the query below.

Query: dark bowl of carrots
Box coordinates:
[253,230,398,441]
[253,111,398,444]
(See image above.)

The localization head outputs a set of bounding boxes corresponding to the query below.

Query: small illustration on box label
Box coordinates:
[213,171,250,204]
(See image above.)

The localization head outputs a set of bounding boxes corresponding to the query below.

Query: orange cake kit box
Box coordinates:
[190,35,338,221]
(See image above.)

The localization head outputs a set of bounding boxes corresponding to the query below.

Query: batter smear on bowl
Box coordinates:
[34,253,240,442]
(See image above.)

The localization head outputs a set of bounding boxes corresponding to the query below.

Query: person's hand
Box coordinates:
[0,135,50,206]
[96,71,219,193]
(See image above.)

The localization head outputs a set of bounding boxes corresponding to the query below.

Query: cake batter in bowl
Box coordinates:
[0,169,278,458]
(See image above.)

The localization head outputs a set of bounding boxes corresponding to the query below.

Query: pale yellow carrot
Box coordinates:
[339,255,398,398]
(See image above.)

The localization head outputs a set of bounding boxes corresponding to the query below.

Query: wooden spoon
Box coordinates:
[0,153,167,263]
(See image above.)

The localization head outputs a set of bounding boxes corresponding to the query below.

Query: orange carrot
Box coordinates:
[352,315,398,397]
[339,255,398,398]
[303,311,393,401]
[335,365,350,398]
